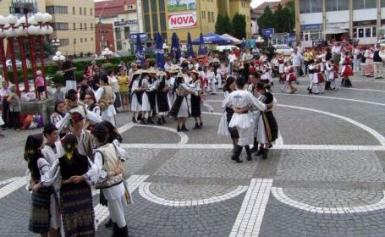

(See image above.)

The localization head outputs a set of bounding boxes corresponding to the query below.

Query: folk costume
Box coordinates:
[129,71,143,122]
[140,72,154,124]
[341,58,353,88]
[190,71,203,129]
[155,72,170,125]
[95,83,117,126]
[223,87,267,163]
[325,61,338,90]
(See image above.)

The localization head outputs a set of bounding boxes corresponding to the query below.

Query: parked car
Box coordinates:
[273,44,294,56]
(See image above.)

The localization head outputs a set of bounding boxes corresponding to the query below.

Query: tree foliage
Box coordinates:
[231,13,246,39]
[215,13,232,35]
[257,1,295,34]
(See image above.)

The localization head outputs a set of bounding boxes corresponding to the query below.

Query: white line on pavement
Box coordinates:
[120,143,385,151]
[118,122,135,134]
[229,179,273,237]
[138,182,248,207]
[272,188,385,214]
[0,177,26,200]
[94,175,149,228]
[0,177,20,186]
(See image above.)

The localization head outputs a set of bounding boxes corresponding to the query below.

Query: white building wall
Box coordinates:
[325,11,349,24]
[300,12,322,25]
[353,9,377,22]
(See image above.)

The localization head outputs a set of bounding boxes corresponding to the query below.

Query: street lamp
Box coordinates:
[52,50,65,69]
[101,47,113,60]
[0,11,52,98]
[51,38,60,52]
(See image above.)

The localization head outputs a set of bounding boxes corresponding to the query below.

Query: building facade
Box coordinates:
[295,0,385,46]
[45,0,95,56]
[142,0,251,44]
[95,0,143,54]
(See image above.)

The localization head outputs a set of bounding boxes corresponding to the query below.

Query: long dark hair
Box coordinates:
[173,76,183,93]
[91,123,109,145]
[223,76,235,93]
[24,134,44,180]
[100,121,122,143]
[54,100,65,116]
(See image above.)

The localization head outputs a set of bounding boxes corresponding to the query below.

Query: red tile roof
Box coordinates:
[95,0,136,18]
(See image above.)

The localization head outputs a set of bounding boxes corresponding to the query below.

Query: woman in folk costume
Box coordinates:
[88,123,130,237]
[95,75,117,126]
[260,63,273,85]
[189,70,203,129]
[206,65,217,95]
[284,67,297,94]
[254,83,279,159]
[278,55,286,84]
[97,121,129,229]
[166,67,178,109]
[50,100,68,138]
[325,60,338,90]
[129,70,143,123]
[140,70,154,124]
[169,73,196,132]
[146,68,159,124]
[39,134,95,237]
[222,77,269,163]
[155,71,170,125]
[307,62,316,94]
[311,66,326,94]
[25,134,57,237]
[84,90,101,116]
[341,54,353,87]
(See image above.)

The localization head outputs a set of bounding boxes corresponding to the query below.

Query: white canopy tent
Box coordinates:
[221,34,242,45]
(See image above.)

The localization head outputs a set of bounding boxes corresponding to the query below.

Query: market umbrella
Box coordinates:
[135,34,145,66]
[155,32,165,70]
[171,32,181,63]
[192,32,232,45]
[198,33,207,55]
[186,32,195,58]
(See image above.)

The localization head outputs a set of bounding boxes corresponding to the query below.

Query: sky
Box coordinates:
[251,0,279,8]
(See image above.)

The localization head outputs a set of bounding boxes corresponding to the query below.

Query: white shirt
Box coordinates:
[291,52,303,67]
[108,76,119,93]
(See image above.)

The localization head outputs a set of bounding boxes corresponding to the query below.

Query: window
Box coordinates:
[202,11,205,19]
[124,27,130,39]
[73,6,75,14]
[91,37,93,41]
[353,0,376,9]
[79,7,82,15]
[354,26,376,38]
[80,23,83,30]
[382,0,385,7]
[90,23,93,30]
[326,0,348,11]
[144,14,151,32]
[73,23,76,30]
[73,38,76,44]
[160,14,166,31]
[143,0,150,13]
[84,8,87,15]
[85,38,87,42]
[159,0,165,12]
[152,14,158,32]
[53,22,69,31]
[151,0,157,12]
[90,8,93,16]
[80,38,83,43]
[59,39,69,46]
[46,6,68,14]
[300,0,321,13]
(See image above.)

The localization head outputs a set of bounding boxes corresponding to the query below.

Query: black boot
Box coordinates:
[181,125,189,132]
[132,117,137,123]
[255,147,264,156]
[105,218,113,228]
[250,139,258,153]
[193,123,200,129]
[117,225,129,237]
[245,145,252,161]
[177,126,181,132]
[262,148,269,160]
[307,87,312,94]
[199,122,203,128]
[147,117,154,124]
[231,145,243,163]
[157,118,162,125]
[161,116,166,124]
[112,223,119,237]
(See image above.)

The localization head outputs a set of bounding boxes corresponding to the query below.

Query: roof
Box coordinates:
[95,0,136,18]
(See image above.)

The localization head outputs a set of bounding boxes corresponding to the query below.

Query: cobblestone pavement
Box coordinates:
[1,75,385,236]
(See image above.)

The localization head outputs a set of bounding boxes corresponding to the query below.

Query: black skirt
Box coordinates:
[226,107,239,139]
[190,94,201,117]
[29,187,52,234]
[263,111,278,142]
[61,182,95,237]
[156,91,169,113]
[147,91,157,111]
[341,78,352,87]
[169,95,184,118]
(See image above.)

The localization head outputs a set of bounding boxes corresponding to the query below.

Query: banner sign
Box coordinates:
[167,0,196,12]
[168,12,197,29]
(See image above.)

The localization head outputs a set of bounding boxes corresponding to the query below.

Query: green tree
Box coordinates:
[257,1,295,34]
[257,5,275,34]
[215,13,232,35]
[231,13,246,39]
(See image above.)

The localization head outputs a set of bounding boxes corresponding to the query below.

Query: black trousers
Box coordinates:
[9,111,20,129]
[2,99,10,128]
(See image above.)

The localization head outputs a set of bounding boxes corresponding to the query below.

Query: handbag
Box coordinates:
[217,112,230,137]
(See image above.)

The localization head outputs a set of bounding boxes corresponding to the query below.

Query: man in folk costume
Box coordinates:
[129,69,143,123]
[325,60,337,90]
[247,72,260,153]
[254,83,279,159]
[277,55,285,84]
[341,55,353,87]
[222,77,271,163]
[307,63,316,94]
[95,74,117,126]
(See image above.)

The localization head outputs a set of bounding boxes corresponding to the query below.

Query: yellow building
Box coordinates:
[142,0,251,44]
[46,0,96,56]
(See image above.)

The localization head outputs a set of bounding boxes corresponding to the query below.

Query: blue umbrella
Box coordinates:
[155,32,165,70]
[186,32,195,58]
[171,32,181,63]
[193,32,232,45]
[198,33,207,55]
[135,34,145,66]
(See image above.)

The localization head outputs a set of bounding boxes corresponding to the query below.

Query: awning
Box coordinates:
[325,28,348,35]
[221,34,242,44]
[192,33,232,45]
